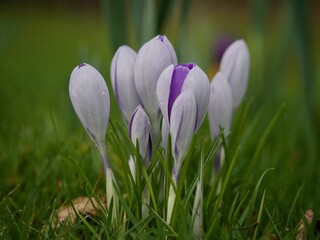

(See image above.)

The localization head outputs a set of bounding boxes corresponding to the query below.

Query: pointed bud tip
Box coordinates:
[78,63,86,68]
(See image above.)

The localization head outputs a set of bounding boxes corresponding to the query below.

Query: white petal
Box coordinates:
[161,35,178,65]
[181,65,210,131]
[69,63,110,146]
[170,91,196,164]
[220,39,250,109]
[129,105,152,162]
[134,35,177,119]
[208,72,233,139]
[110,45,141,123]
[156,64,175,126]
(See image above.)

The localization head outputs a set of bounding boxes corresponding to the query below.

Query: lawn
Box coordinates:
[0,1,319,239]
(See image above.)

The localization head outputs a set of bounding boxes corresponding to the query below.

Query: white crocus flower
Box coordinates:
[69,63,117,223]
[111,45,141,124]
[134,35,177,139]
[220,39,250,109]
[208,72,233,140]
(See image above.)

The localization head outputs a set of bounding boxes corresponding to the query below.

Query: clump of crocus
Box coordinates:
[111,46,141,124]
[208,39,250,176]
[134,35,177,140]
[156,62,210,222]
[69,63,117,223]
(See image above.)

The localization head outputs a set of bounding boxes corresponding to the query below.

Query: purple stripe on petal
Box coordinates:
[129,106,140,138]
[78,63,86,68]
[148,134,152,160]
[168,63,196,122]
[158,35,164,42]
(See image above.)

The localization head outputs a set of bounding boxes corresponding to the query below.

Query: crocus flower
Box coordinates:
[208,72,233,140]
[220,39,250,109]
[167,90,196,223]
[69,63,110,170]
[157,63,210,132]
[69,63,117,221]
[134,35,177,138]
[129,105,152,164]
[111,46,141,123]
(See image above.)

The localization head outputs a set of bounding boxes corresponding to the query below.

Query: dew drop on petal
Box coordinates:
[102,90,106,95]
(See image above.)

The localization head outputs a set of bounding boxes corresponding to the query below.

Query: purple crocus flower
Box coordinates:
[111,45,141,124]
[134,35,177,138]
[69,63,110,170]
[220,39,250,109]
[129,105,152,164]
[208,72,233,140]
[156,63,210,132]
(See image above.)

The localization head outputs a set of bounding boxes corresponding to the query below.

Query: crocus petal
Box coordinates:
[181,65,210,131]
[129,105,152,163]
[156,64,175,126]
[208,72,233,140]
[134,35,177,119]
[220,39,250,109]
[170,90,196,165]
[111,45,141,123]
[69,63,110,146]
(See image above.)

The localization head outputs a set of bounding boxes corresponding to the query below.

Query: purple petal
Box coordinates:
[168,63,195,122]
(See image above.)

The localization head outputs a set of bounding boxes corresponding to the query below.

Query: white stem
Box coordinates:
[141,186,150,219]
[106,167,118,225]
[166,175,177,223]
[192,180,203,239]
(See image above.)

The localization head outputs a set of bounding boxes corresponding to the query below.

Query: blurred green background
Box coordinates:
[0,0,319,236]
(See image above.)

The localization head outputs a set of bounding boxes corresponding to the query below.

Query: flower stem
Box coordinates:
[166,173,177,223]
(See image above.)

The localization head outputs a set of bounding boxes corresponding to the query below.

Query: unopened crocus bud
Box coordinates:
[111,46,141,123]
[69,63,110,169]
[170,90,197,175]
[208,72,233,140]
[129,105,152,164]
[157,63,210,132]
[220,39,250,109]
[134,35,177,137]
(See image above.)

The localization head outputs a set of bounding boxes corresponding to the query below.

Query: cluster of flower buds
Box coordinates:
[68,34,250,231]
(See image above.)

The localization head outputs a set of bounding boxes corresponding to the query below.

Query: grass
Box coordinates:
[0,1,320,239]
